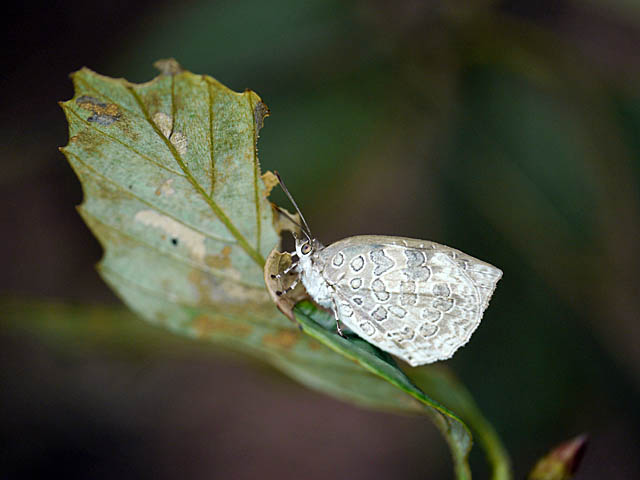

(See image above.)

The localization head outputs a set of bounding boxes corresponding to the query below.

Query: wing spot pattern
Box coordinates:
[400,280,417,306]
[340,303,354,317]
[332,252,344,267]
[371,278,390,302]
[371,306,388,322]
[369,248,394,276]
[387,326,415,343]
[419,322,438,337]
[433,283,451,297]
[403,249,431,281]
[433,297,455,312]
[360,321,376,336]
[422,308,442,323]
[350,255,365,272]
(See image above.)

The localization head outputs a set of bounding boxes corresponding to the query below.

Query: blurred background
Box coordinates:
[2,0,639,478]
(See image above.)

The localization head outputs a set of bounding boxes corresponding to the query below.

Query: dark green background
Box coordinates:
[2,1,639,478]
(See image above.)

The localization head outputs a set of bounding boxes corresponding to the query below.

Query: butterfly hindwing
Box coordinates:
[315,236,502,366]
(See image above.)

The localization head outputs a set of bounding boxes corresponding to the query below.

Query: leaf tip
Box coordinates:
[68,66,93,83]
[529,433,589,480]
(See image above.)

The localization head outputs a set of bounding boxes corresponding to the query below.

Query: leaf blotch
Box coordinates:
[261,171,278,198]
[152,112,188,155]
[135,210,205,261]
[253,100,270,145]
[154,58,184,76]
[155,178,175,197]
[262,330,300,350]
[192,314,252,338]
[76,95,121,126]
[206,245,232,269]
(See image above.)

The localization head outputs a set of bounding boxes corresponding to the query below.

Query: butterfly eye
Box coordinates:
[301,243,312,255]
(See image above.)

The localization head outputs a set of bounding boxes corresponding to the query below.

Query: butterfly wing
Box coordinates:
[316,235,502,366]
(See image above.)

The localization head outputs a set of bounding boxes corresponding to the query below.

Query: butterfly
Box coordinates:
[271,173,502,366]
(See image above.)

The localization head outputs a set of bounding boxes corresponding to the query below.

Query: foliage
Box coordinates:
[58,61,512,479]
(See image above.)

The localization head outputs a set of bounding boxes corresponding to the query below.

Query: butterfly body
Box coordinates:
[293,235,502,366]
[296,239,333,309]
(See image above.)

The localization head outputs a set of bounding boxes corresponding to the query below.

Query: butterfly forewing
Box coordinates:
[315,235,502,366]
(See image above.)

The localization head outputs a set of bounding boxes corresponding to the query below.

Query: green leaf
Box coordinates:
[59,61,508,479]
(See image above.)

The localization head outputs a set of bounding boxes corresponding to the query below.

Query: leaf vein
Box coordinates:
[100,264,281,329]
[208,81,216,196]
[66,150,236,244]
[65,106,187,178]
[74,74,147,121]
[126,85,266,267]
[82,209,264,289]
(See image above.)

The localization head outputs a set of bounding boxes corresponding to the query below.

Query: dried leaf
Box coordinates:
[264,249,309,322]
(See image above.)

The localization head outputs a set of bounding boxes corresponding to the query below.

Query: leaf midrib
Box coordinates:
[127,84,266,267]
[73,71,267,267]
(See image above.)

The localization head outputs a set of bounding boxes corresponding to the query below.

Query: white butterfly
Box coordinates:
[272,173,502,366]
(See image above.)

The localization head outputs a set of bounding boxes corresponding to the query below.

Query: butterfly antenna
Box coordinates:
[275,206,311,241]
[274,171,313,239]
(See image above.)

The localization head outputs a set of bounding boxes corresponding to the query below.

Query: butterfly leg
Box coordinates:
[331,300,346,338]
[275,277,299,297]
[270,261,298,280]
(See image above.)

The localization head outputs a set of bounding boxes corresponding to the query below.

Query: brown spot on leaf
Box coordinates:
[188,270,222,305]
[155,178,175,196]
[262,330,300,349]
[261,171,278,198]
[205,245,232,269]
[154,58,184,76]
[76,95,121,126]
[253,100,270,145]
[66,128,107,157]
[192,314,252,338]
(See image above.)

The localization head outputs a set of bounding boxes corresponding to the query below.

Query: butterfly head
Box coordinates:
[294,235,322,258]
